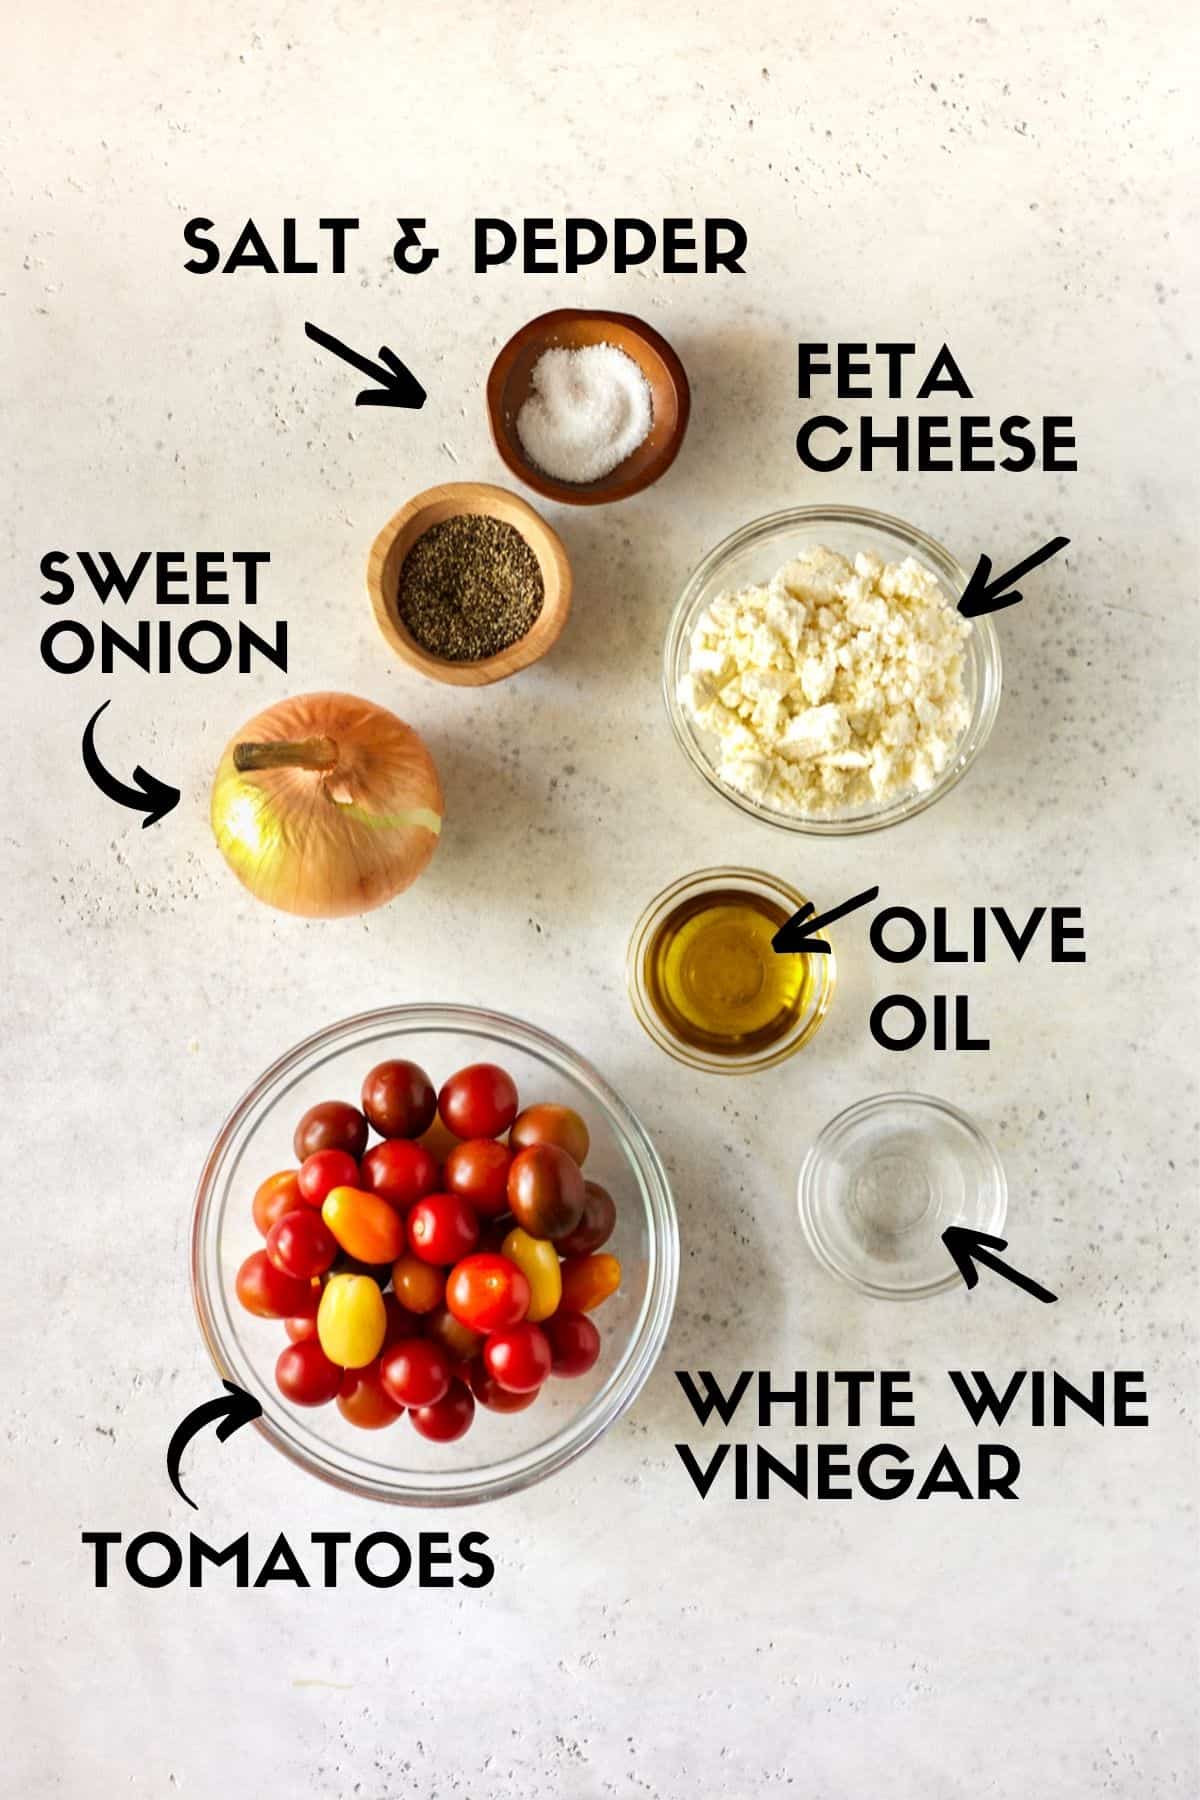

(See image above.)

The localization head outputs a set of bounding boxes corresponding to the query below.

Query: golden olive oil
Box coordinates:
[644,887,814,1056]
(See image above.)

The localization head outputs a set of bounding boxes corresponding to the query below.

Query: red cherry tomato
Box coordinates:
[443,1139,513,1217]
[483,1322,552,1393]
[285,1315,318,1343]
[275,1337,343,1406]
[293,1100,369,1163]
[266,1209,339,1280]
[361,1059,438,1139]
[297,1148,360,1208]
[445,1253,530,1333]
[469,1357,540,1413]
[361,1138,441,1210]
[336,1359,402,1430]
[379,1338,452,1409]
[437,1063,519,1140]
[252,1170,303,1237]
[543,1309,601,1378]
[407,1193,480,1266]
[235,1249,318,1320]
[410,1379,475,1442]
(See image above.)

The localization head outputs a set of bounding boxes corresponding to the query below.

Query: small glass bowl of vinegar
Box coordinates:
[626,868,836,1073]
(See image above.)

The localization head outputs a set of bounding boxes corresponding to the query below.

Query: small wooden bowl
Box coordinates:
[486,308,690,506]
[367,481,572,687]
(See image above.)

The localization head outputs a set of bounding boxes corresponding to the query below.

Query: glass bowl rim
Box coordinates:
[191,1002,680,1505]
[662,503,1002,837]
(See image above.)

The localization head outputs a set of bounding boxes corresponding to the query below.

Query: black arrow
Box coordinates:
[304,320,427,409]
[942,1227,1058,1304]
[82,700,180,828]
[771,885,879,956]
[167,1382,263,1510]
[958,535,1070,617]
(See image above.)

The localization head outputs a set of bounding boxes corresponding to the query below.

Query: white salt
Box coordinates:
[516,342,653,484]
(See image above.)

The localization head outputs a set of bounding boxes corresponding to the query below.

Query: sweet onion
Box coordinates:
[211,692,443,917]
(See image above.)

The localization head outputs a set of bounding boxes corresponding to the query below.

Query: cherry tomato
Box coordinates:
[391,1253,445,1315]
[483,1322,552,1393]
[381,1292,422,1347]
[336,1359,402,1430]
[469,1358,540,1413]
[317,1272,387,1367]
[297,1148,360,1208]
[477,1215,515,1255]
[361,1059,437,1139]
[266,1209,339,1280]
[424,1303,485,1365]
[285,1315,318,1343]
[543,1309,601,1377]
[361,1138,440,1210]
[445,1253,530,1333]
[509,1103,590,1167]
[443,1139,513,1217]
[410,1379,475,1442]
[252,1170,303,1237]
[557,1180,617,1258]
[437,1063,519,1140]
[235,1249,318,1320]
[321,1186,406,1265]
[293,1100,368,1163]
[275,1337,343,1406]
[407,1193,480,1266]
[500,1227,562,1323]
[379,1338,452,1409]
[560,1252,622,1314]
[507,1144,586,1241]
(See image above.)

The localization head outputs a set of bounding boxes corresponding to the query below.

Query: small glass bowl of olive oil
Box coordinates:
[626,868,836,1072]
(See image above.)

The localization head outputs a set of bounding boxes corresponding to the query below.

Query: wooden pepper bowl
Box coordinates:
[486,308,690,506]
[367,481,572,687]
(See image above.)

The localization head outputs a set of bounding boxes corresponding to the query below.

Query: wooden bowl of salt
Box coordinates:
[487,308,690,506]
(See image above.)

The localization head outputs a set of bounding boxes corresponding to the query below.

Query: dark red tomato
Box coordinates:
[297,1148,360,1208]
[407,1193,480,1266]
[469,1358,540,1413]
[285,1315,318,1343]
[361,1059,438,1139]
[443,1139,513,1217]
[556,1180,617,1257]
[543,1309,601,1378]
[275,1337,343,1406]
[409,1379,475,1442]
[445,1253,530,1334]
[381,1292,422,1348]
[252,1170,303,1238]
[235,1249,318,1320]
[437,1063,519,1140]
[424,1303,485,1365]
[509,1103,590,1167]
[293,1100,368,1163]
[483,1322,552,1393]
[361,1138,440,1210]
[336,1360,403,1430]
[507,1144,586,1241]
[379,1338,452,1409]
[266,1209,339,1280]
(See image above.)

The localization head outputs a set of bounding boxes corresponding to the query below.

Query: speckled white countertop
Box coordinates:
[4,2,1196,1794]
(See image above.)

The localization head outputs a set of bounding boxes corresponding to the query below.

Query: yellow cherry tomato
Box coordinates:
[501,1227,562,1324]
[559,1252,621,1314]
[317,1273,386,1368]
[321,1186,406,1265]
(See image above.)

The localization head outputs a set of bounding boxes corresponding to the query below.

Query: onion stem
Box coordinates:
[234,736,339,773]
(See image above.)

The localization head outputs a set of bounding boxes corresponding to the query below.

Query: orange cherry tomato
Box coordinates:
[391,1253,445,1315]
[509,1104,590,1167]
[321,1186,406,1265]
[252,1170,302,1237]
[336,1359,402,1430]
[559,1252,621,1314]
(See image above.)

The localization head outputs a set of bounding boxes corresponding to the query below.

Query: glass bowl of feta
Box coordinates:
[663,506,1002,835]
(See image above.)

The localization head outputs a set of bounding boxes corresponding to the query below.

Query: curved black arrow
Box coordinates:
[82,700,179,827]
[958,535,1070,617]
[772,886,879,956]
[304,321,426,409]
[167,1382,262,1510]
[943,1227,1058,1304]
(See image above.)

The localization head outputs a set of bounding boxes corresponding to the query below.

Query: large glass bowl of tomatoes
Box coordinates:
[191,1004,679,1504]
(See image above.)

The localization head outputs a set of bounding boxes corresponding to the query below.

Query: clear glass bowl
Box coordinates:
[626,867,836,1073]
[191,1004,679,1504]
[663,505,1002,836]
[798,1092,1008,1301]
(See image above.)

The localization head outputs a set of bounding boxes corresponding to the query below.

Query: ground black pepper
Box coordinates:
[396,514,544,661]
